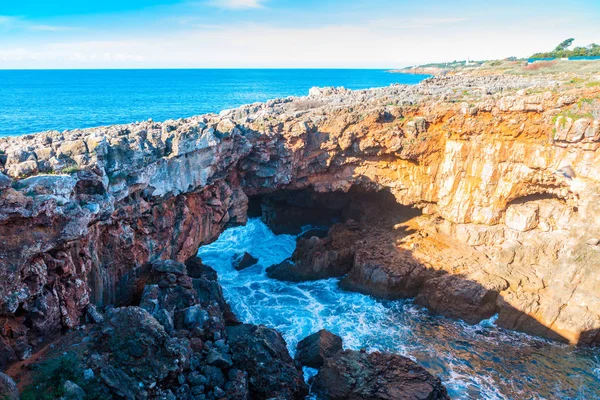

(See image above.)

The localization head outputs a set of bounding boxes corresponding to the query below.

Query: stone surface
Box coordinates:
[0,72,598,366]
[226,324,308,399]
[312,350,450,400]
[0,372,19,400]
[232,252,258,271]
[295,329,343,368]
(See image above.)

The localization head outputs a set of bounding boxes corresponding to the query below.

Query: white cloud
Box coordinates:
[206,0,266,10]
[2,15,600,69]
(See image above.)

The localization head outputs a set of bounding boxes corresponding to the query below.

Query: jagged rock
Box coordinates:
[0,72,599,358]
[295,329,343,368]
[100,365,145,399]
[312,350,450,400]
[267,224,356,282]
[96,307,185,386]
[206,347,233,369]
[0,372,19,400]
[226,324,308,399]
[233,252,258,271]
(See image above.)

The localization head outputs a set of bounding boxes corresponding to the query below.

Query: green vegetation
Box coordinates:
[586,81,600,87]
[21,353,103,400]
[61,165,81,174]
[531,38,600,59]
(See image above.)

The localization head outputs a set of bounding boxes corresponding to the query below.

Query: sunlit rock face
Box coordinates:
[0,74,599,363]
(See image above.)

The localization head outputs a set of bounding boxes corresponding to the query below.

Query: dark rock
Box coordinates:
[225,369,249,400]
[151,260,187,276]
[14,338,32,360]
[188,371,208,387]
[0,372,19,400]
[312,350,450,400]
[0,338,17,371]
[415,274,499,324]
[233,252,258,271]
[214,386,227,398]
[202,365,226,389]
[206,348,233,369]
[100,365,145,399]
[267,227,355,282]
[295,329,343,368]
[96,307,185,386]
[226,324,308,399]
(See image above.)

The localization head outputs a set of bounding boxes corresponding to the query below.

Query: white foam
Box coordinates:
[198,218,600,399]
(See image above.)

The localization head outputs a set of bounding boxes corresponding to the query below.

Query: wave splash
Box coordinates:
[198,219,600,399]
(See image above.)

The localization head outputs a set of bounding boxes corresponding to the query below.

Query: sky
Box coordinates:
[0,0,599,69]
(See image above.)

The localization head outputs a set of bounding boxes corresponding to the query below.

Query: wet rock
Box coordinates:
[267,224,356,282]
[233,252,258,271]
[0,372,19,400]
[226,324,308,399]
[312,350,450,400]
[295,329,343,368]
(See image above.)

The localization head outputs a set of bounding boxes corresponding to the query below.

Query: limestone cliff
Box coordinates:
[0,74,599,366]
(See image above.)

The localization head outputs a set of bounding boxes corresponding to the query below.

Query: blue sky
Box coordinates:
[1,0,599,68]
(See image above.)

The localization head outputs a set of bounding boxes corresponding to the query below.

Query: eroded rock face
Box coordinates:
[312,350,450,400]
[0,73,599,364]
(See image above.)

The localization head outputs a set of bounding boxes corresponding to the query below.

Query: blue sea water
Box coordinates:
[198,219,600,400]
[0,69,427,137]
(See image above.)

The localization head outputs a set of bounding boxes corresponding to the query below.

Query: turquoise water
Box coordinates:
[0,69,427,137]
[198,219,600,400]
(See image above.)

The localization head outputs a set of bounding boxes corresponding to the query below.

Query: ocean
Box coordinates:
[198,219,600,400]
[0,69,427,137]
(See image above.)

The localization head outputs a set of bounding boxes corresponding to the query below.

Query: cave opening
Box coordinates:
[247,186,422,236]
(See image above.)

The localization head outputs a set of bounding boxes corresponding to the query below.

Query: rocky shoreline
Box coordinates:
[1,73,600,397]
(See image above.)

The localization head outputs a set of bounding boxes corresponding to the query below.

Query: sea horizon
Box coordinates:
[0,69,429,137]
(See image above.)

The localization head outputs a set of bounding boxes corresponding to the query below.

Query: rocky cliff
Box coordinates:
[1,74,599,372]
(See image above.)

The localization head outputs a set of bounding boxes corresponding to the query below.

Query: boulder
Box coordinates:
[312,350,450,400]
[226,324,308,399]
[0,372,19,400]
[414,274,502,324]
[295,329,343,368]
[267,224,356,282]
[233,252,258,271]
